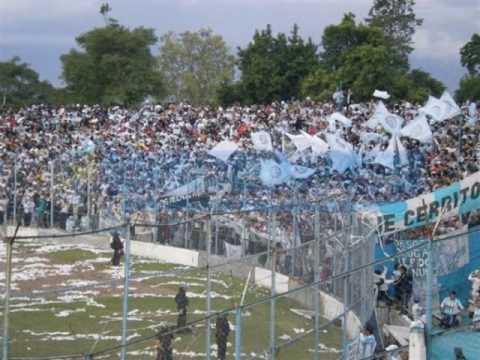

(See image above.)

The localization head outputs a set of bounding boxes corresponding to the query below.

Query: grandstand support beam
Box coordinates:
[120,222,131,360]
[206,216,212,360]
[2,233,13,359]
[313,207,320,360]
[235,307,242,360]
[269,210,277,360]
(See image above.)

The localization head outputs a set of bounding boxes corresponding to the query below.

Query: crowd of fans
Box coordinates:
[1,96,479,360]
[0,96,478,231]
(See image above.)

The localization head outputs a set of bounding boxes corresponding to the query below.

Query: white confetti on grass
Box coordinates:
[55,308,87,317]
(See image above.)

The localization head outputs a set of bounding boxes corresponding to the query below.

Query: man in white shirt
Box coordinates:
[440,291,464,328]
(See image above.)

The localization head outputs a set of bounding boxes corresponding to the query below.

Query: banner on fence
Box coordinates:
[363,171,480,235]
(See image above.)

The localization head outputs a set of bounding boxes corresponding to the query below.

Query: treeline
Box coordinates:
[1,0,479,108]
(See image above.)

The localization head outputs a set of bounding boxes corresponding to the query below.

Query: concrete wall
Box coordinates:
[130,241,199,267]
[253,267,290,293]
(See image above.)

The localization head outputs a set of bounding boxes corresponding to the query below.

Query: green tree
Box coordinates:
[456,75,480,103]
[0,57,55,108]
[321,13,384,71]
[366,0,423,67]
[158,29,235,105]
[236,24,318,104]
[386,69,444,103]
[460,33,480,75]
[300,67,337,101]
[339,44,396,100]
[311,15,399,101]
[61,24,163,105]
[99,2,112,25]
[217,80,243,106]
[407,69,444,96]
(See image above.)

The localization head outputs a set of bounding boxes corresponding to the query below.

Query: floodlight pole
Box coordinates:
[313,207,321,360]
[269,209,277,360]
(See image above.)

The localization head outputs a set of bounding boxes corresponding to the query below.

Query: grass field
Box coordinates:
[0,239,342,359]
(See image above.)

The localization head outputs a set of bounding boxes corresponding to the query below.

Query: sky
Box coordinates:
[1,0,479,91]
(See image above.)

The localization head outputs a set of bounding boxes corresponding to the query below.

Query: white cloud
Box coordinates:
[413,29,464,60]
[0,0,98,21]
[0,33,73,47]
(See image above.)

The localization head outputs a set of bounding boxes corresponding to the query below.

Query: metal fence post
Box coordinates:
[87,166,91,230]
[426,237,433,360]
[270,209,277,359]
[206,215,212,360]
[235,307,242,360]
[12,156,17,226]
[120,222,131,360]
[2,206,11,360]
[342,241,351,355]
[50,160,54,228]
[314,207,321,360]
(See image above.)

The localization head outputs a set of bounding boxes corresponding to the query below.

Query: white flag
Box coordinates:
[366,101,389,129]
[373,136,407,169]
[310,134,329,155]
[373,89,391,100]
[328,112,352,128]
[395,136,408,166]
[326,134,356,173]
[208,140,238,162]
[380,113,404,136]
[360,132,381,144]
[285,132,311,152]
[374,138,396,169]
[400,115,432,143]
[440,91,461,120]
[420,96,448,123]
[251,131,273,152]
